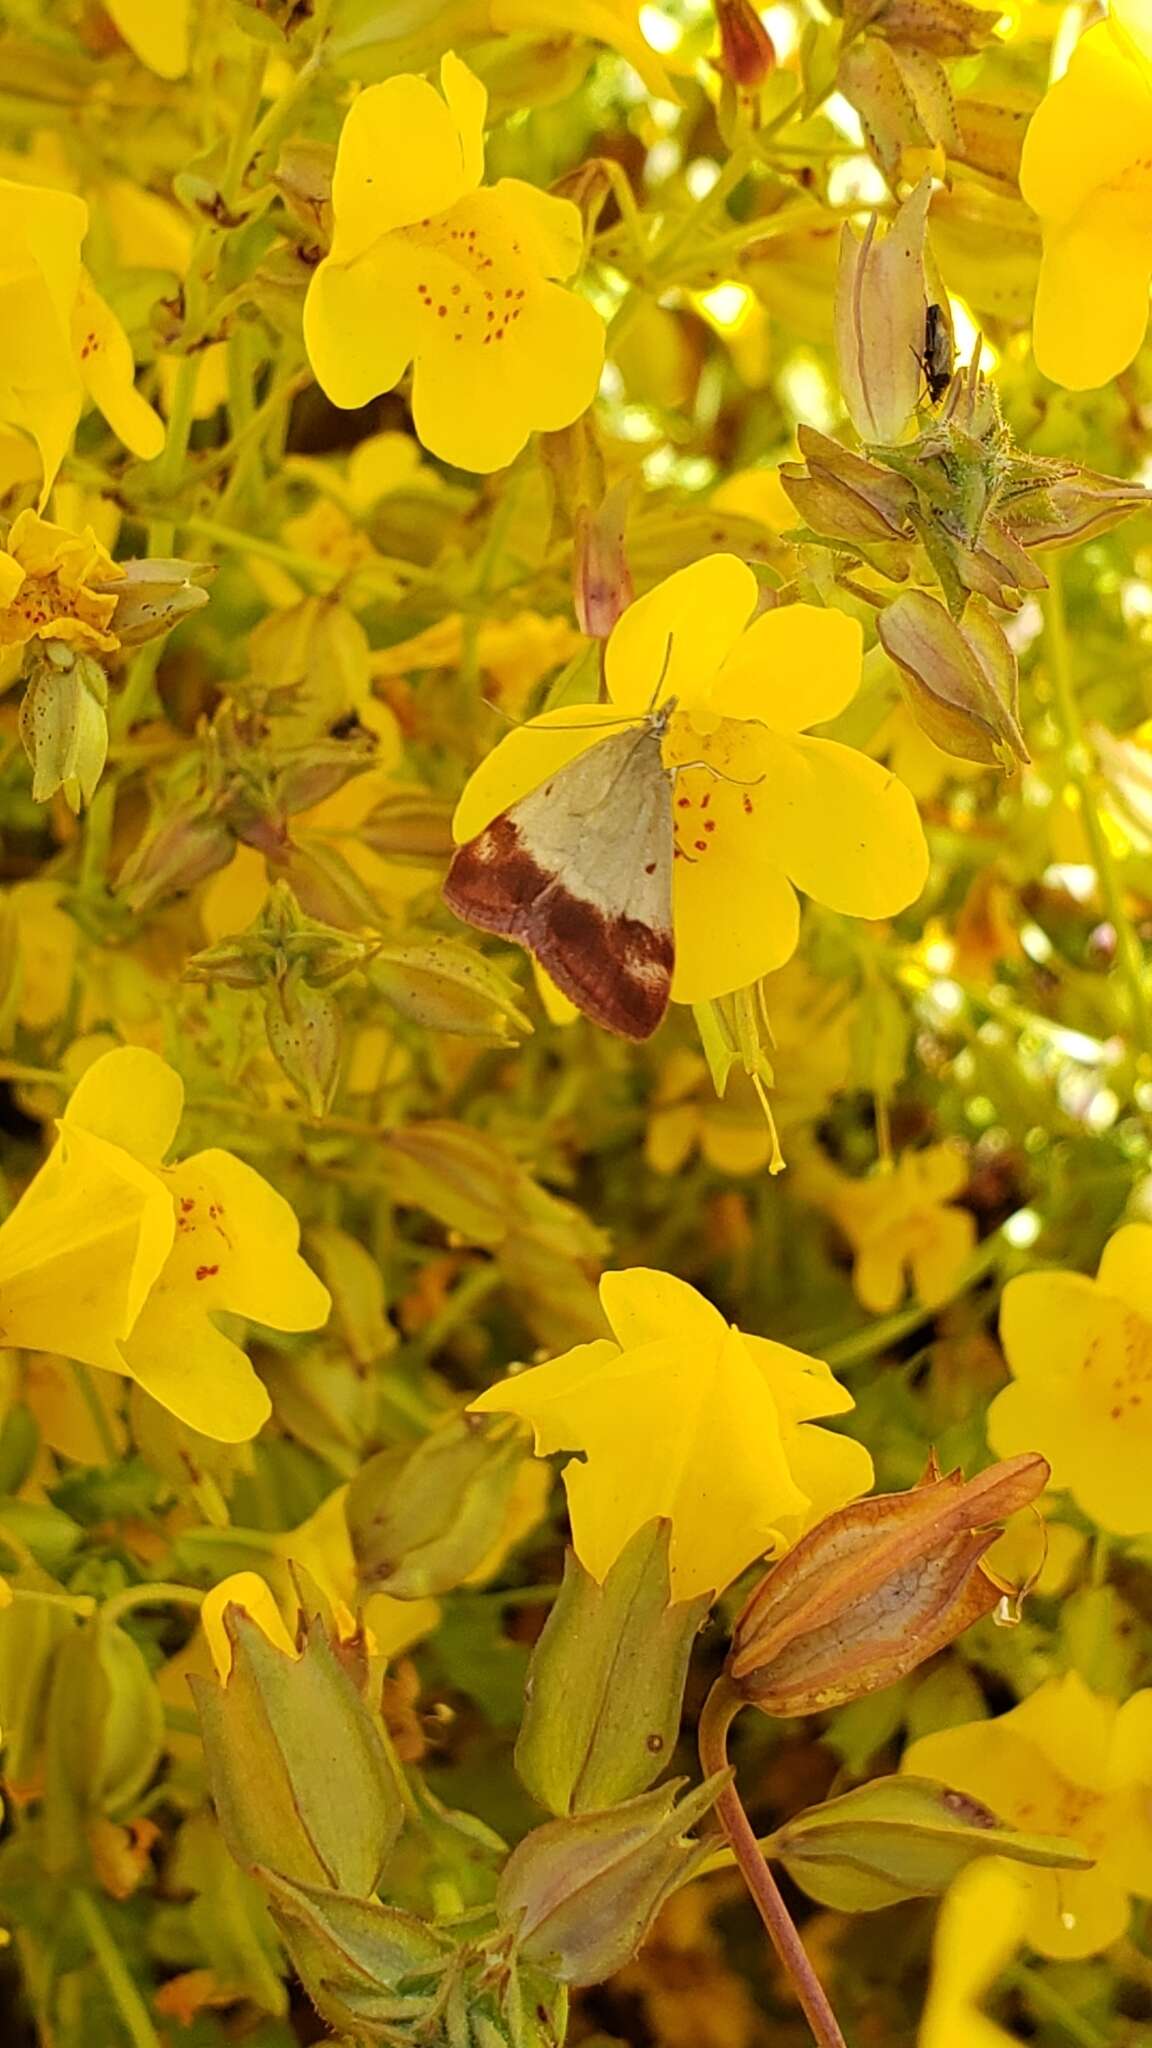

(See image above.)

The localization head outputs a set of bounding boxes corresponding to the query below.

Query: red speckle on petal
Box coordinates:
[195,1264,220,1281]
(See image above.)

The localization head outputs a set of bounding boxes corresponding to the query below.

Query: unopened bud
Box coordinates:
[41,1617,163,1875]
[574,480,633,638]
[496,1777,726,1985]
[117,798,235,912]
[1006,467,1152,553]
[258,1866,454,2039]
[93,558,214,647]
[727,1453,1048,1716]
[878,589,1028,769]
[348,1415,529,1599]
[272,140,334,245]
[263,963,341,1116]
[190,1605,403,1892]
[836,177,931,446]
[274,729,378,818]
[716,0,776,91]
[370,936,532,1042]
[19,652,108,812]
[359,787,457,860]
[780,425,915,545]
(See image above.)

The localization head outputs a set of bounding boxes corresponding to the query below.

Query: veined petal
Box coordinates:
[72,270,165,461]
[329,74,477,265]
[1033,197,1152,389]
[63,1044,184,1164]
[757,731,929,919]
[599,1267,728,1349]
[1095,1221,1152,1324]
[710,602,863,731]
[119,1292,272,1442]
[451,706,628,843]
[0,273,82,507]
[0,1126,174,1370]
[1020,23,1152,229]
[303,248,419,411]
[605,554,759,714]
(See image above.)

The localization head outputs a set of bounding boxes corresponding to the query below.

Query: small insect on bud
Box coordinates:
[727,1452,1049,1717]
[715,0,777,91]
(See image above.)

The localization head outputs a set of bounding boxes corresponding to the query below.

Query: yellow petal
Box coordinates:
[710,603,863,731]
[119,1289,273,1443]
[440,50,488,190]
[202,1570,298,1681]
[72,270,166,461]
[1008,1671,1116,1792]
[997,1270,1109,1385]
[62,1043,184,1164]
[451,704,627,842]
[910,1207,976,1308]
[0,549,22,605]
[604,554,758,715]
[646,1103,700,1174]
[921,1859,1031,2048]
[303,248,420,411]
[164,1149,332,1333]
[1020,22,1152,228]
[1112,0,1152,69]
[671,792,801,999]
[853,1237,908,1313]
[363,1591,442,1659]
[0,179,87,334]
[0,273,82,507]
[488,177,586,281]
[599,1266,727,1349]
[1095,1221,1152,1322]
[490,0,678,101]
[104,0,191,77]
[329,74,477,265]
[1033,198,1152,389]
[755,732,929,918]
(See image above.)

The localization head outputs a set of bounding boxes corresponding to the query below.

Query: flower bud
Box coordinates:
[878,589,1028,769]
[573,480,633,639]
[41,1616,164,1875]
[1005,467,1152,553]
[0,1592,90,1805]
[272,140,334,245]
[727,1452,1048,1716]
[715,0,777,89]
[258,1867,453,2040]
[370,937,531,1043]
[93,558,214,647]
[516,1522,712,1817]
[272,728,379,817]
[190,1606,403,1893]
[263,963,342,1116]
[768,1774,1092,1913]
[358,787,457,861]
[348,1415,529,1599]
[836,177,931,447]
[19,652,108,812]
[780,426,915,546]
[496,1777,726,1985]
[116,798,236,912]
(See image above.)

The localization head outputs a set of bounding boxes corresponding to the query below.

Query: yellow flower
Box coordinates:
[813,1143,976,1315]
[904,1672,1152,1959]
[453,555,929,1005]
[0,179,164,504]
[103,0,191,77]
[0,1046,330,1441]
[470,1266,874,1599]
[0,509,122,656]
[645,1049,779,1177]
[303,54,605,472]
[920,1858,1031,2048]
[988,1222,1152,1534]
[1021,0,1152,388]
[486,0,679,100]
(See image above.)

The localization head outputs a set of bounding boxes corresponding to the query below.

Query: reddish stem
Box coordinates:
[698,1676,848,2048]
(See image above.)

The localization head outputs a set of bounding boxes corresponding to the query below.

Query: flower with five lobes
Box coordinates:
[0,179,164,505]
[0,1046,330,1442]
[812,1142,976,1315]
[303,53,605,473]
[1022,0,1152,389]
[0,510,123,657]
[470,1267,874,1600]
[451,554,930,1004]
[904,1672,1152,1959]
[987,1221,1152,1534]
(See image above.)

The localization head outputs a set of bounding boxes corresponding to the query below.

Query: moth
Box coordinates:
[443,703,677,1042]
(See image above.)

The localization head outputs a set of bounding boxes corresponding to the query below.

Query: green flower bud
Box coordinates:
[878,589,1028,769]
[357,786,457,861]
[516,1521,711,1817]
[496,1776,726,1986]
[117,797,236,913]
[190,1608,404,1894]
[767,1775,1094,1914]
[263,963,342,1116]
[348,1415,530,1600]
[41,1616,164,1875]
[18,652,108,812]
[258,1867,453,2042]
[370,937,531,1043]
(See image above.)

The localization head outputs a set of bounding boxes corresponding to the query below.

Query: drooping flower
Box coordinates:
[451,554,929,1006]
[470,1266,874,1599]
[806,1143,976,1315]
[0,1046,330,1441]
[988,1222,1152,1534]
[920,1858,1031,2048]
[303,53,605,472]
[0,178,165,504]
[904,1672,1152,1959]
[1021,0,1152,388]
[0,510,122,657]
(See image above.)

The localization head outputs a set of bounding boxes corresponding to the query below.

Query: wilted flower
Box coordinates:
[471,1265,874,1599]
[303,53,605,472]
[0,1045,330,1441]
[0,178,164,502]
[905,1671,1152,1958]
[988,1223,1152,1535]
[727,1452,1048,1715]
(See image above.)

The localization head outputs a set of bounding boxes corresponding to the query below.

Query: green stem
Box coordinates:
[1005,1963,1109,2048]
[697,1677,847,2048]
[609,142,757,347]
[1043,562,1152,1068]
[73,1363,120,1465]
[77,782,116,897]
[219,45,268,207]
[73,1891,163,2048]
[180,513,340,587]
[100,1582,205,1627]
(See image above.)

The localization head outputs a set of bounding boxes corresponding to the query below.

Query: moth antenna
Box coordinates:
[645,632,675,713]
[675,760,766,789]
